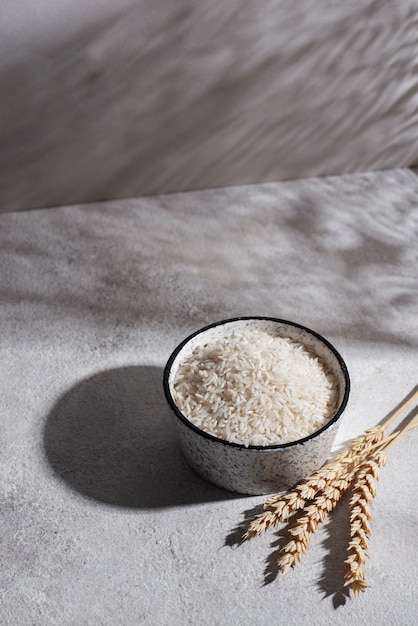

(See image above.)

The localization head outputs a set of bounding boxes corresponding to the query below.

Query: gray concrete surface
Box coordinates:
[1,168,417,624]
[2,1,418,211]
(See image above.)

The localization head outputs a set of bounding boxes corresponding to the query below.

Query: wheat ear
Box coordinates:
[344,450,386,596]
[278,476,350,574]
[243,426,385,542]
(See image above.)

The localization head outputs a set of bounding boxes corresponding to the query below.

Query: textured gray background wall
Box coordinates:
[1,0,418,212]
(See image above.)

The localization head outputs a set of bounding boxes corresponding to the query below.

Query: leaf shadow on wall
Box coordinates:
[43,365,240,508]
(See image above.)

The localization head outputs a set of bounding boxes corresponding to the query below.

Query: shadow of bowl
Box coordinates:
[43,365,238,508]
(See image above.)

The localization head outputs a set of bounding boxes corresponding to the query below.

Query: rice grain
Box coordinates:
[173,329,338,446]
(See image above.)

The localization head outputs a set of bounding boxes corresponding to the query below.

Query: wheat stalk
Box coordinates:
[344,450,386,596]
[245,401,418,543]
[239,387,417,597]
[379,386,418,430]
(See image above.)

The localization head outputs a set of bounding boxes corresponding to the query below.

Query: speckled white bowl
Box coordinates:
[163,317,350,495]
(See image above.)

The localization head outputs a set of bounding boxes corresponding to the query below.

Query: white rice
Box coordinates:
[172,329,339,447]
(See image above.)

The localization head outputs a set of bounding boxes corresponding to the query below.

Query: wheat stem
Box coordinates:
[380,386,418,430]
[378,411,418,454]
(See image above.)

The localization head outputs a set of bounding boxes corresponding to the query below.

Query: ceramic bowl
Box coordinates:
[163,317,350,495]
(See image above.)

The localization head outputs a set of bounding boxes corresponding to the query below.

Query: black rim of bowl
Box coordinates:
[163,316,351,450]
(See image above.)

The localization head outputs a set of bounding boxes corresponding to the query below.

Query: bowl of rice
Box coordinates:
[163,317,350,495]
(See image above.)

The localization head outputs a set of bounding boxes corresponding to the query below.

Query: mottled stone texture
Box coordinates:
[1,169,417,624]
[1,1,418,211]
